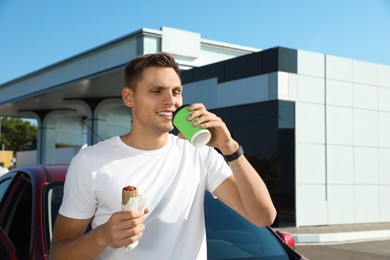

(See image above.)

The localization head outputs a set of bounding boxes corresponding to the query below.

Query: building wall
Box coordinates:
[16,148,80,168]
[0,150,13,169]
[182,47,390,227]
[294,50,390,226]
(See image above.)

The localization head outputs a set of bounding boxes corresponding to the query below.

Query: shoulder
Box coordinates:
[77,136,122,158]
[81,136,119,153]
[69,136,121,169]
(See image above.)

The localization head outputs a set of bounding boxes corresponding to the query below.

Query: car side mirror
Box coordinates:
[275,231,296,249]
[0,227,17,260]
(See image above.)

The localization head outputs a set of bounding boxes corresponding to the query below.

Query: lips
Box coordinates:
[157,111,173,120]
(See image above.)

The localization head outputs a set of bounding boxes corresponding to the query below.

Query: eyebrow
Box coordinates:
[150,85,182,90]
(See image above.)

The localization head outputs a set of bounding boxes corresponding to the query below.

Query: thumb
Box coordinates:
[177,132,186,140]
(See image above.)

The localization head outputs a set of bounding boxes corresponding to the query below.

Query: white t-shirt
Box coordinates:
[59,134,232,260]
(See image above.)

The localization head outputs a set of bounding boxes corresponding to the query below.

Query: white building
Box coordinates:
[1,27,390,227]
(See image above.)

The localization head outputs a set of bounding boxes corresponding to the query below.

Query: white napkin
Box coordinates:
[121,194,148,251]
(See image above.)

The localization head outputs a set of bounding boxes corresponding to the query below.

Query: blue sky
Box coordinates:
[1,0,389,84]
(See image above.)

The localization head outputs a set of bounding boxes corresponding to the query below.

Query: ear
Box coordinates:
[122,87,134,108]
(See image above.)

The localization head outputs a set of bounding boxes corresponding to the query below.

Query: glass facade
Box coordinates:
[211,101,295,227]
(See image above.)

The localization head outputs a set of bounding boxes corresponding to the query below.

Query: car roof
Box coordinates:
[10,165,68,183]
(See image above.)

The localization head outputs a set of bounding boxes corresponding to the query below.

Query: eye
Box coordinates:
[173,89,182,96]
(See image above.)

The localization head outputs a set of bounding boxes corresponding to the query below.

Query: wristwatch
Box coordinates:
[223,145,244,162]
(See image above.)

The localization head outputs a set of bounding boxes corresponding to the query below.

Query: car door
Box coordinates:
[0,172,33,259]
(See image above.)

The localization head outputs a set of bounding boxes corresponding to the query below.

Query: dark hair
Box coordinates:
[124,53,180,90]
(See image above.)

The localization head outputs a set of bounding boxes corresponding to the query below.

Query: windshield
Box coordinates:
[205,192,289,260]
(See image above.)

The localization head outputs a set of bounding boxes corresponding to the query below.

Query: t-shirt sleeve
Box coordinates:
[59,150,97,219]
[204,148,232,193]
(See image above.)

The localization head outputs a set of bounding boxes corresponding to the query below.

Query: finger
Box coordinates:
[188,103,204,111]
[126,214,145,227]
[187,104,207,120]
[200,115,223,127]
[191,113,219,127]
[123,223,145,237]
[187,108,213,123]
[111,226,144,248]
[112,212,145,230]
[124,230,144,246]
[120,223,145,246]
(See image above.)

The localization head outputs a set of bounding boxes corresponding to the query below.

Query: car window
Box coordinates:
[204,192,289,260]
[44,183,94,254]
[43,183,64,253]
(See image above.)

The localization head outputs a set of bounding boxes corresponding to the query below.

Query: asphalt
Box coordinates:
[275,222,390,244]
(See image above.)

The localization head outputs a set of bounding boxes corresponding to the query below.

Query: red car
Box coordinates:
[0,165,305,259]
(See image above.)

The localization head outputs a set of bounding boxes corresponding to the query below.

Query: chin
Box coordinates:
[160,124,174,133]
[166,126,175,132]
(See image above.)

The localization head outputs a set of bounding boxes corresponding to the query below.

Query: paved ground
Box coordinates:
[295,239,390,259]
[276,222,390,259]
[276,222,390,244]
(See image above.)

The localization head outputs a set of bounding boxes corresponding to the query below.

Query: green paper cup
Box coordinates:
[173,105,211,147]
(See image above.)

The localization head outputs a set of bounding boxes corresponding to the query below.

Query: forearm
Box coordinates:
[228,155,277,226]
[192,105,277,226]
[219,141,276,226]
[50,224,108,260]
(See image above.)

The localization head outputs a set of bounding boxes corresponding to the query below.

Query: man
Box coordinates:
[50,53,276,259]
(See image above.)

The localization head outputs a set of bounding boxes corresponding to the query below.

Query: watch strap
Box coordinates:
[224,145,244,162]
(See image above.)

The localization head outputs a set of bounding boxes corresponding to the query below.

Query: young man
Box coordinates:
[50,53,276,259]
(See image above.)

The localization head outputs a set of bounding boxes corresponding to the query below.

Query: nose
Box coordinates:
[163,91,177,106]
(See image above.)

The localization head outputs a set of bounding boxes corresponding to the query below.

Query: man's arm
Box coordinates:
[50,211,146,259]
[213,141,277,227]
[186,103,277,227]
